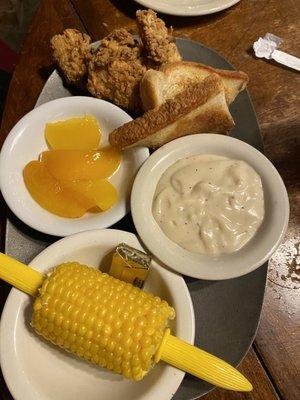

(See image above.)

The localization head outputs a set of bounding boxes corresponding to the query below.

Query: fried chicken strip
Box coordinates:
[87,28,147,113]
[51,29,91,85]
[136,9,181,65]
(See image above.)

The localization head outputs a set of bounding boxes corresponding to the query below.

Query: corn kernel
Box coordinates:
[132,355,140,367]
[141,336,152,348]
[107,340,116,352]
[85,330,93,340]
[133,371,143,381]
[146,327,155,336]
[92,354,99,364]
[77,347,84,357]
[114,356,122,366]
[100,336,108,347]
[132,329,143,340]
[123,336,133,348]
[114,319,122,330]
[123,350,132,361]
[123,368,132,379]
[107,362,114,370]
[78,325,87,336]
[115,345,124,356]
[131,342,141,354]
[83,340,92,350]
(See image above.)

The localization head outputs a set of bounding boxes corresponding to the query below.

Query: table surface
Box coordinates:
[0,0,299,399]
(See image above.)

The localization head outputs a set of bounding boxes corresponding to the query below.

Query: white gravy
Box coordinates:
[152,154,264,255]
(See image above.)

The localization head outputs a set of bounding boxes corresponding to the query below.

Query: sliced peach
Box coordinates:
[65,180,117,211]
[45,115,101,150]
[88,180,118,211]
[40,147,121,181]
[23,161,96,218]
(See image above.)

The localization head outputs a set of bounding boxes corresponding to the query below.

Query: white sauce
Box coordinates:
[152,154,264,255]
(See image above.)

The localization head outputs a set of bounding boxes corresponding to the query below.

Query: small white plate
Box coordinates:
[0,97,149,236]
[0,229,195,400]
[131,134,289,280]
[134,0,241,16]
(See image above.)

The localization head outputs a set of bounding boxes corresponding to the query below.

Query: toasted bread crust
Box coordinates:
[159,61,248,83]
[136,106,234,148]
[140,61,249,110]
[109,74,229,149]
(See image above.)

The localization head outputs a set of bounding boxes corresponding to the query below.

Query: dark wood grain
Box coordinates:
[70,0,137,40]
[0,0,87,147]
[205,348,279,400]
[0,0,299,399]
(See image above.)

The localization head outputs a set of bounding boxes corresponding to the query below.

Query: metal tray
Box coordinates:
[4,38,267,399]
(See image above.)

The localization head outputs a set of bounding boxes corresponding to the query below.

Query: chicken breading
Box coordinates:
[136,9,181,65]
[51,12,182,112]
[51,29,91,85]
[87,28,147,113]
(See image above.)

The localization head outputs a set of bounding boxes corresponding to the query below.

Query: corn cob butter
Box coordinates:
[31,262,175,380]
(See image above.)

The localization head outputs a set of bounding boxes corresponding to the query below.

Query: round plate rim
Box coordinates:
[0,229,195,400]
[133,0,241,16]
[0,96,149,237]
[131,134,289,280]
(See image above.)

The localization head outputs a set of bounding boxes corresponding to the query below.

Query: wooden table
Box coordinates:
[0,0,299,399]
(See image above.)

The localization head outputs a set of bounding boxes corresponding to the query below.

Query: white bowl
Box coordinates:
[0,97,149,236]
[0,229,195,400]
[131,134,289,280]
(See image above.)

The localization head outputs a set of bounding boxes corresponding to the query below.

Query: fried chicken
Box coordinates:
[136,9,181,65]
[87,28,147,113]
[51,12,182,113]
[51,29,91,85]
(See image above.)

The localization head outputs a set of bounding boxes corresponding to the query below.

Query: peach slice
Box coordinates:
[40,147,121,181]
[65,180,118,211]
[23,161,95,218]
[45,115,101,150]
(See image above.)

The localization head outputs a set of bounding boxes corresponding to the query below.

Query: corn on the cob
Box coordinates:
[31,262,175,381]
[1,252,253,391]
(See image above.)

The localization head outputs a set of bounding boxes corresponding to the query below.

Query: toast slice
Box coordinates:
[109,74,234,149]
[140,61,248,111]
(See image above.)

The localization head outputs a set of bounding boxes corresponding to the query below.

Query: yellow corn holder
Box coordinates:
[0,251,252,391]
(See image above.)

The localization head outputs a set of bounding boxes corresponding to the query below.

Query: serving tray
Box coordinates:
[4,38,267,399]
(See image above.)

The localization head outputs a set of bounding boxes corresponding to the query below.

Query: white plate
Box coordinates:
[131,134,289,280]
[134,0,241,16]
[0,229,195,400]
[0,97,149,236]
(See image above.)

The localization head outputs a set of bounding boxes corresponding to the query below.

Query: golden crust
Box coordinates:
[109,74,230,149]
[51,20,182,110]
[160,61,249,83]
[51,29,91,85]
[161,61,249,106]
[137,107,234,148]
[87,28,147,113]
[136,9,181,65]
[140,61,249,111]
